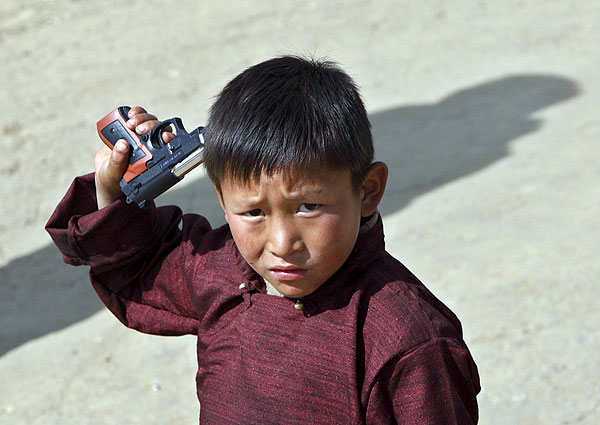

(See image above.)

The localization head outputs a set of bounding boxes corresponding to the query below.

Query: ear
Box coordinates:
[360,162,388,217]
[214,184,230,222]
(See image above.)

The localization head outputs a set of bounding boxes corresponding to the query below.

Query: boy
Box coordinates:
[46,56,480,424]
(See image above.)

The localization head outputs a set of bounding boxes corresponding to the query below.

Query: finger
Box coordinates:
[110,139,130,172]
[94,145,113,172]
[162,130,176,143]
[101,140,130,183]
[128,106,147,118]
[133,117,176,137]
[126,113,159,131]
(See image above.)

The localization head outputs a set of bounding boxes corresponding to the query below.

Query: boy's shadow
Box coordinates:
[372,75,579,214]
[0,74,578,356]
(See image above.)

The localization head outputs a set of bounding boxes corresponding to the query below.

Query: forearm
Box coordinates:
[46,173,157,268]
[46,173,203,335]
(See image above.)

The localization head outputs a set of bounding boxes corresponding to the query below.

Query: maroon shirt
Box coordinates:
[46,174,480,424]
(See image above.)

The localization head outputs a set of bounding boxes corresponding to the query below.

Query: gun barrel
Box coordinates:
[172,145,204,178]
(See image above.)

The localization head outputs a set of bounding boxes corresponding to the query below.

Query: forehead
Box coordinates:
[220,166,352,198]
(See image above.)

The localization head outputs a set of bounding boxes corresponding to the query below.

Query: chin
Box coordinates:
[276,282,318,299]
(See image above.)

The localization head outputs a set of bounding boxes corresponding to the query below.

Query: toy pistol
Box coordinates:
[97,106,205,208]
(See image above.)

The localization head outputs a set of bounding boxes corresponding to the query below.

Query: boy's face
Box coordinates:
[216,167,367,298]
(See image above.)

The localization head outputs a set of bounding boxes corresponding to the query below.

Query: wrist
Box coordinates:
[96,186,123,210]
[97,194,118,210]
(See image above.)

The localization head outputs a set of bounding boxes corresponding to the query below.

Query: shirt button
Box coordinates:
[294,300,304,311]
[239,283,247,290]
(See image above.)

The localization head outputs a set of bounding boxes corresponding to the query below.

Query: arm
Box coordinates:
[366,338,480,425]
[46,173,212,336]
[46,107,209,336]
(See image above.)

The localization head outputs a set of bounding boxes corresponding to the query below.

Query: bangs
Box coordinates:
[203,56,373,190]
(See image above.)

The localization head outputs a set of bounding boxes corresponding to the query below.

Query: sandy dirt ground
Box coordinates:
[1,1,599,424]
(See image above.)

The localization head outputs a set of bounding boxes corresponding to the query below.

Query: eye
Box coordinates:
[297,203,321,213]
[244,209,264,217]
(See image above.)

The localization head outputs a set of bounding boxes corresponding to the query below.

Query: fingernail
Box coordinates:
[127,119,135,126]
[115,140,128,152]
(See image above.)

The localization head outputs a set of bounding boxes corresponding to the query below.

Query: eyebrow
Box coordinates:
[282,183,328,200]
[238,185,327,207]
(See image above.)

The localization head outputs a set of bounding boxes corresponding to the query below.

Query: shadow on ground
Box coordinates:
[0,74,578,356]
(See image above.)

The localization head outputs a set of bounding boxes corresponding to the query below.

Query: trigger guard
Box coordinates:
[148,118,186,149]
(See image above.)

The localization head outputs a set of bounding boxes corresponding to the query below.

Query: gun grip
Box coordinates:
[96,106,153,182]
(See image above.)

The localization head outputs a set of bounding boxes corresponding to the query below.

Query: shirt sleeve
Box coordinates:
[45,173,213,336]
[366,337,480,425]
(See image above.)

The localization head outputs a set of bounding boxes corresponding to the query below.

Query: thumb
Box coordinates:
[107,139,130,179]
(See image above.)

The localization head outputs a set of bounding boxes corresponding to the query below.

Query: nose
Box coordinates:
[268,217,303,258]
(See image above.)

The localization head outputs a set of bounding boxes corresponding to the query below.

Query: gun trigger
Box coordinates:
[169,138,181,151]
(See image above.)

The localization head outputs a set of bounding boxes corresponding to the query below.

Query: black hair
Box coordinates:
[203,55,374,190]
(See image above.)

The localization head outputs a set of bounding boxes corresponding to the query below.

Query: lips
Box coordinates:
[269,265,307,281]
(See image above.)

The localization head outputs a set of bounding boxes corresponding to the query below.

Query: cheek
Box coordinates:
[309,213,360,264]
[228,219,262,262]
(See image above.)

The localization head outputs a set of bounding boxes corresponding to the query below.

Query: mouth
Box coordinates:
[269,265,307,281]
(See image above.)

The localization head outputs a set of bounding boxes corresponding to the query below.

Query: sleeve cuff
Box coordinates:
[46,173,159,267]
